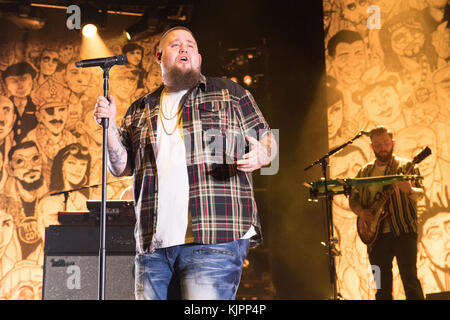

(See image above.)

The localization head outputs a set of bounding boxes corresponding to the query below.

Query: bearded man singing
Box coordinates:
[94,26,277,300]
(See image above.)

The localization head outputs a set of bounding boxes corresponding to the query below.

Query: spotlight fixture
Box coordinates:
[124,4,193,41]
[124,13,162,41]
[79,3,107,36]
[0,2,46,30]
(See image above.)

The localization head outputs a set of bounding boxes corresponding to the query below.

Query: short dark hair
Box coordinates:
[122,43,144,55]
[8,140,39,162]
[369,126,393,140]
[327,29,364,58]
[0,193,24,226]
[2,62,37,81]
[158,26,195,52]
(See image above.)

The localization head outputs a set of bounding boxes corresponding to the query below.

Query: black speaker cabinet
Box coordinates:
[43,225,136,300]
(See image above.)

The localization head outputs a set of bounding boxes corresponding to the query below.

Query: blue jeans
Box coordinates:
[134,239,250,300]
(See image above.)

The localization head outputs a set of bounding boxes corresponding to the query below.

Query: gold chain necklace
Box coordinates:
[159,92,182,135]
[160,110,181,136]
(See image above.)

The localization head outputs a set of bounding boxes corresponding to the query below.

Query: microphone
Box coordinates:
[75,54,128,68]
[360,130,371,136]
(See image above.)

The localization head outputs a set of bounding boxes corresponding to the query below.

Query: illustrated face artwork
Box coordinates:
[395,128,437,177]
[0,210,13,251]
[421,212,450,270]
[0,96,16,141]
[328,99,343,138]
[38,105,68,136]
[5,74,33,98]
[40,50,59,76]
[362,86,402,124]
[390,25,425,58]
[63,154,89,186]
[10,146,42,185]
[332,40,367,86]
[126,48,143,66]
[65,63,91,94]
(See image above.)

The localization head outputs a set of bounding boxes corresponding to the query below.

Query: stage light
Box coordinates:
[79,3,106,37]
[230,76,238,83]
[124,13,163,41]
[243,75,253,86]
[82,23,97,38]
[124,5,193,41]
[0,3,45,30]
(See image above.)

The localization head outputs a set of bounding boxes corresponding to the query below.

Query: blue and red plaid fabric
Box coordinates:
[118,76,270,253]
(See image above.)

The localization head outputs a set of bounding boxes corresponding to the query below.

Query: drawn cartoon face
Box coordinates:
[328,99,343,139]
[110,67,138,101]
[341,0,370,29]
[0,210,13,251]
[10,146,42,185]
[421,212,450,270]
[40,50,59,76]
[4,74,33,98]
[63,154,89,186]
[362,85,402,124]
[58,44,75,65]
[126,48,143,67]
[390,25,425,58]
[65,62,92,94]
[331,40,367,86]
[395,128,437,177]
[38,104,68,136]
[144,63,162,93]
[0,96,16,141]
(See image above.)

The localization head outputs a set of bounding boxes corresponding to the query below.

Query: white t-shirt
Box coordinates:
[154,89,190,248]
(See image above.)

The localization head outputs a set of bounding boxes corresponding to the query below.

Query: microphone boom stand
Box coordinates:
[304,132,365,300]
[98,65,111,300]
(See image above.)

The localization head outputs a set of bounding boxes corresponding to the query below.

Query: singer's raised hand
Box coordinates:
[94,95,117,126]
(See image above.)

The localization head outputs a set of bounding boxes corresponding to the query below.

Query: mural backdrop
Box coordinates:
[0,19,162,299]
[323,0,450,299]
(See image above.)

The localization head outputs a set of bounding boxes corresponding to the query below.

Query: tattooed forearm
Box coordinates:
[107,125,131,176]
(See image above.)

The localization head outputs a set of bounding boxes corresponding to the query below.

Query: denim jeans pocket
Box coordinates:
[192,242,241,288]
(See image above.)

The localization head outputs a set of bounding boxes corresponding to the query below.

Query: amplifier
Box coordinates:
[43,225,136,300]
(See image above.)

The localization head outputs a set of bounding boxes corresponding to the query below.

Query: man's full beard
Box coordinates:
[19,175,44,191]
[163,66,201,92]
[374,148,394,163]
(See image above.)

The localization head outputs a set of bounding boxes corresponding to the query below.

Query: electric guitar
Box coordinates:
[356,147,431,245]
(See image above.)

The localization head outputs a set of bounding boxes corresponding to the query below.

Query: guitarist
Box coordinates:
[349,126,425,300]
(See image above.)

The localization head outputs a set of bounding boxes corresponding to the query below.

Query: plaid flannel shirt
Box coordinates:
[118,75,270,253]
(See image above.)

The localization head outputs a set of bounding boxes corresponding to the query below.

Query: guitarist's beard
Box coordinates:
[374,148,394,163]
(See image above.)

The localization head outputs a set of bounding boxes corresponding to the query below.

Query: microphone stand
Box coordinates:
[304,131,365,300]
[98,65,110,300]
